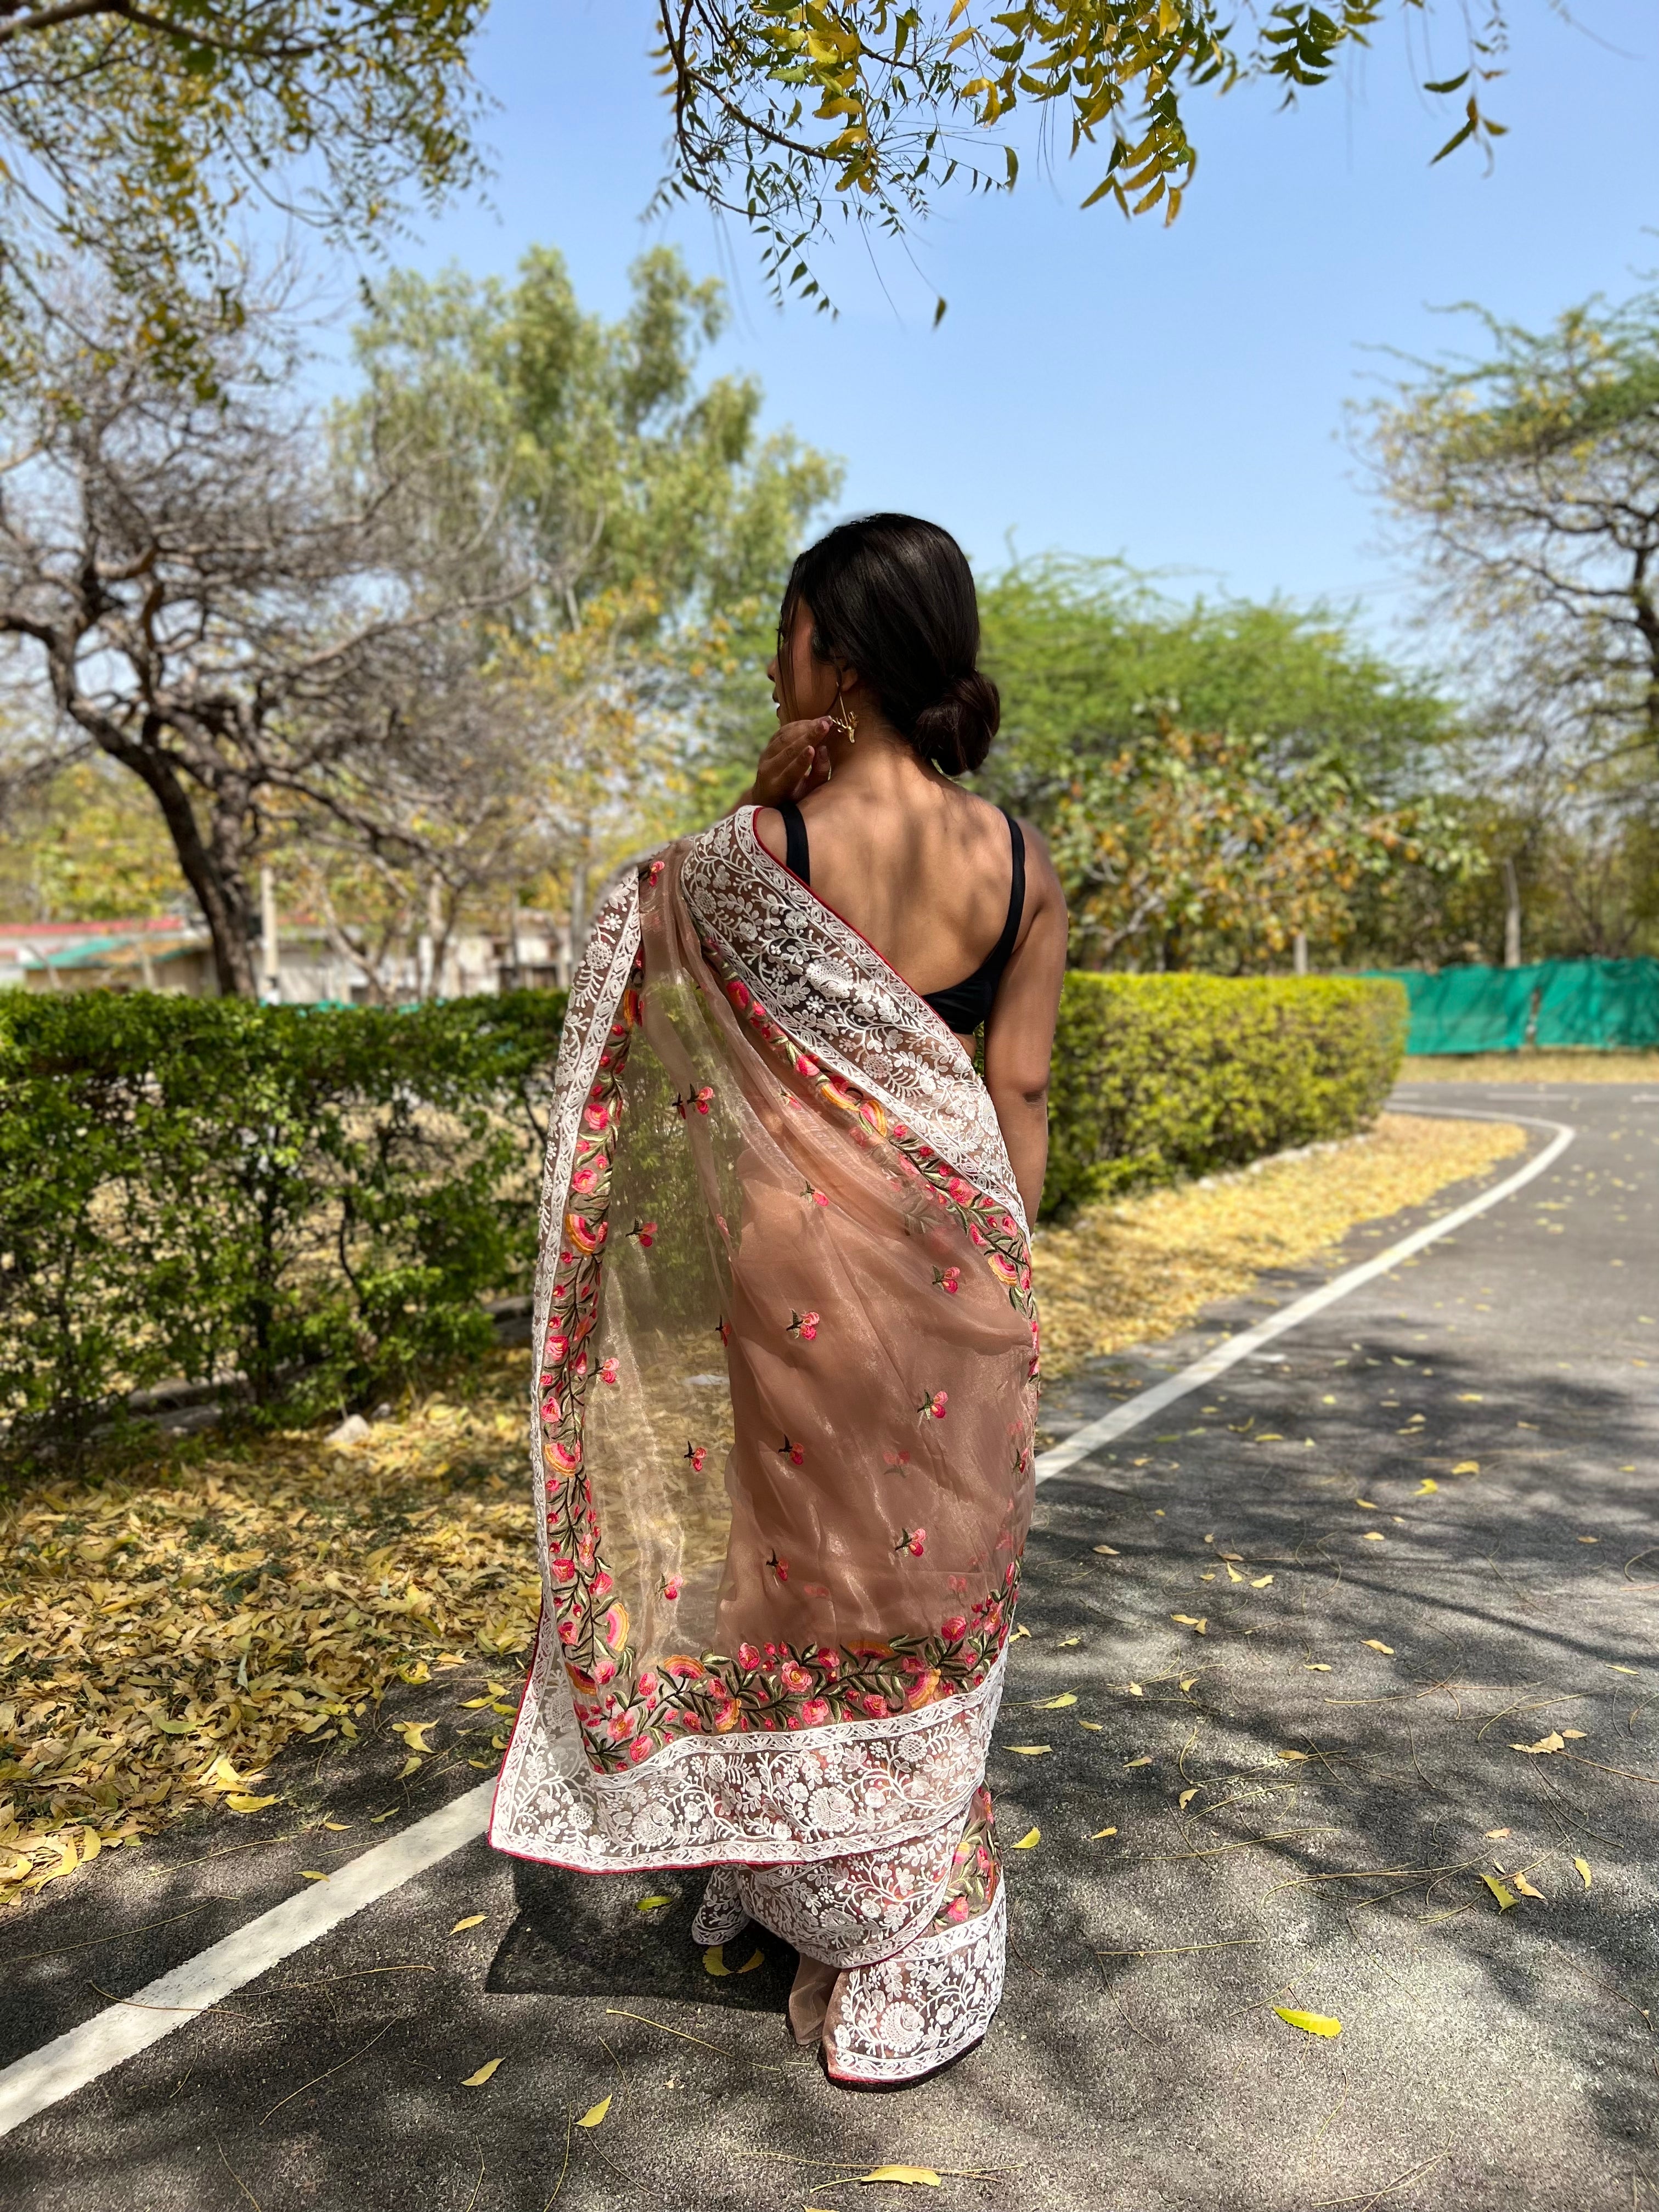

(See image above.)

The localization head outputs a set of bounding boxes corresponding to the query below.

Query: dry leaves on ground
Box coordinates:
[1031,1111,1525,1379]
[0,1361,539,1906]
[1403,1051,1659,1084]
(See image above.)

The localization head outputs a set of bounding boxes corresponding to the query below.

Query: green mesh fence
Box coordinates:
[1362,958,1659,1054]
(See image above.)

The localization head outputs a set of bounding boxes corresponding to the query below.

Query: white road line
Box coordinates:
[0,1781,493,2138]
[1033,1108,1576,1485]
[0,1103,1577,2137]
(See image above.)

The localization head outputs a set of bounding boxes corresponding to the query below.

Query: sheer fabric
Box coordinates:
[490,806,1039,2081]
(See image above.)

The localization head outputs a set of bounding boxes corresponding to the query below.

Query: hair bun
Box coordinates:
[911,669,1000,777]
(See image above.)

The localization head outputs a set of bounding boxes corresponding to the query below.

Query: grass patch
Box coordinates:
[1403,1051,1659,1082]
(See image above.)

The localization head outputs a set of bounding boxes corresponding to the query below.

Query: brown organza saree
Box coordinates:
[490,805,1039,2083]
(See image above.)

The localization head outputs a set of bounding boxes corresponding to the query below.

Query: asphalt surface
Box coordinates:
[3,1080,1656,2212]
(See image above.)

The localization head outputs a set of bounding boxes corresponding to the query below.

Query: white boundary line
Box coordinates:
[0,1102,1577,2140]
[0,1781,494,2138]
[1032,1107,1576,1485]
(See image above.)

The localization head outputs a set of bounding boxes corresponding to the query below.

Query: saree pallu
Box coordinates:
[490,805,1039,2083]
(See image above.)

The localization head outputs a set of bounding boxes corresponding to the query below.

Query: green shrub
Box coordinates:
[1041,974,1408,1218]
[0,991,564,1463]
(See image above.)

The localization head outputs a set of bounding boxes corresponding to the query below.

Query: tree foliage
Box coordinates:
[1364,290,1659,784]
[0,0,487,385]
[654,0,1511,309]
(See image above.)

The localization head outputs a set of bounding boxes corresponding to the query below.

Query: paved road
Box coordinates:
[3,1082,1656,2212]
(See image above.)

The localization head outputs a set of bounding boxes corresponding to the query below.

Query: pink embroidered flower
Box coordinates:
[709,1698,741,1732]
[794,1053,820,1079]
[628,1732,653,1763]
[558,1617,578,1645]
[800,1697,831,1725]
[590,1568,613,1599]
[941,1615,968,1640]
[768,1551,789,1584]
[630,1218,657,1248]
[572,1166,598,1194]
[583,1103,609,1131]
[779,1658,812,1694]
[737,1642,763,1671]
[788,1310,820,1341]
[683,1442,707,1474]
[949,1575,970,1597]
[660,1576,684,1606]
[933,1266,961,1294]
[648,856,666,884]
[763,1642,780,1662]
[947,1176,974,1205]
[918,1391,948,1421]
[776,1435,805,1465]
[593,1656,617,1686]
[883,1447,912,1474]
[544,1328,568,1362]
[692,1085,715,1115]
[944,1895,970,1923]
[860,1692,889,1719]
[725,978,751,1011]
[896,1527,927,1558]
[810,1644,840,1675]
[550,1555,577,1586]
[810,1188,828,1207]
[600,1357,620,1385]
[636,1671,658,1701]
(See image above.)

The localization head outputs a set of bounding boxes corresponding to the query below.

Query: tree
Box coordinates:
[0,301,515,996]
[1364,291,1659,787]
[655,0,1513,310]
[977,558,1457,809]
[336,245,840,937]
[0,0,487,385]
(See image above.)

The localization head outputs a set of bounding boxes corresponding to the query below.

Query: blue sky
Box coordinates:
[334,0,1659,636]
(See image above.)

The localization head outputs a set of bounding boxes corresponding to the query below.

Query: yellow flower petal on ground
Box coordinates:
[462,2058,503,2086]
[1274,2008,1342,2037]
[1012,1827,1041,1849]
[576,2095,611,2126]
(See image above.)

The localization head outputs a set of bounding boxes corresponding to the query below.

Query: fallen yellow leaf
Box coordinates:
[462,2058,504,2087]
[1178,1788,1198,1809]
[1274,2008,1342,2037]
[1079,1719,1103,1732]
[392,1721,434,1753]
[1512,1871,1547,1900]
[860,2169,941,2187]
[224,1794,278,1815]
[1355,1498,1378,1510]
[1012,1828,1041,1850]
[397,1756,422,1780]
[1362,1640,1394,1655]
[1179,1676,1198,1691]
[300,1870,329,1882]
[576,2096,611,2128]
[450,1914,487,1934]
[1092,1544,1120,1556]
[1511,1733,1565,1756]
[1485,1827,1510,1838]
[321,1819,350,1832]
[1457,1392,1483,1402]
[1006,1746,1052,1757]
[1091,1825,1118,1839]
[1124,1756,1152,1768]
[1362,1531,1385,1542]
[1255,1434,1284,1443]
[1453,1460,1480,1475]
[1250,1574,1274,1587]
[1415,1479,1439,1496]
[1171,1615,1207,1634]
[1033,1692,1078,1709]
[1225,1564,1244,1583]
[1306,1663,1331,1672]
[1277,1750,1309,1762]
[1483,1874,1516,1910]
[1127,1682,1144,1696]
[1574,1857,1592,1890]
[703,1947,731,1977]
[635,1894,673,1910]
[736,1948,765,1974]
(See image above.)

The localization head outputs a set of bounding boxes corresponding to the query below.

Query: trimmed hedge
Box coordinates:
[0,991,564,1462]
[1,970,1406,1459]
[1041,974,1408,1218]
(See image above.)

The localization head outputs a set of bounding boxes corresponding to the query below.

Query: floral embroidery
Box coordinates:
[917,1390,949,1421]
[895,1527,928,1558]
[787,1309,821,1341]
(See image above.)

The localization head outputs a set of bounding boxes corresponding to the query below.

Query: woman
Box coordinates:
[490,513,1068,2085]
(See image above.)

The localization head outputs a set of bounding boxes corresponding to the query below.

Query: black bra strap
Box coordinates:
[991,810,1026,969]
[776,797,810,884]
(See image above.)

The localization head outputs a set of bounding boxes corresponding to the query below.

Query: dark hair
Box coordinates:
[778,513,1000,776]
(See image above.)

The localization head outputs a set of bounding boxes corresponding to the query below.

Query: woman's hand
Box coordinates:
[745,718,834,808]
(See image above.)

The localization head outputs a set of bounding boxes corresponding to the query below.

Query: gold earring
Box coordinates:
[830,684,857,744]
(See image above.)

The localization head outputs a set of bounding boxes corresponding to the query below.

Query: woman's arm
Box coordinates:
[982,821,1069,1222]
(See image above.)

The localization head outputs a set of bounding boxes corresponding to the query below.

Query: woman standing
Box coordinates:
[491,514,1068,2085]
